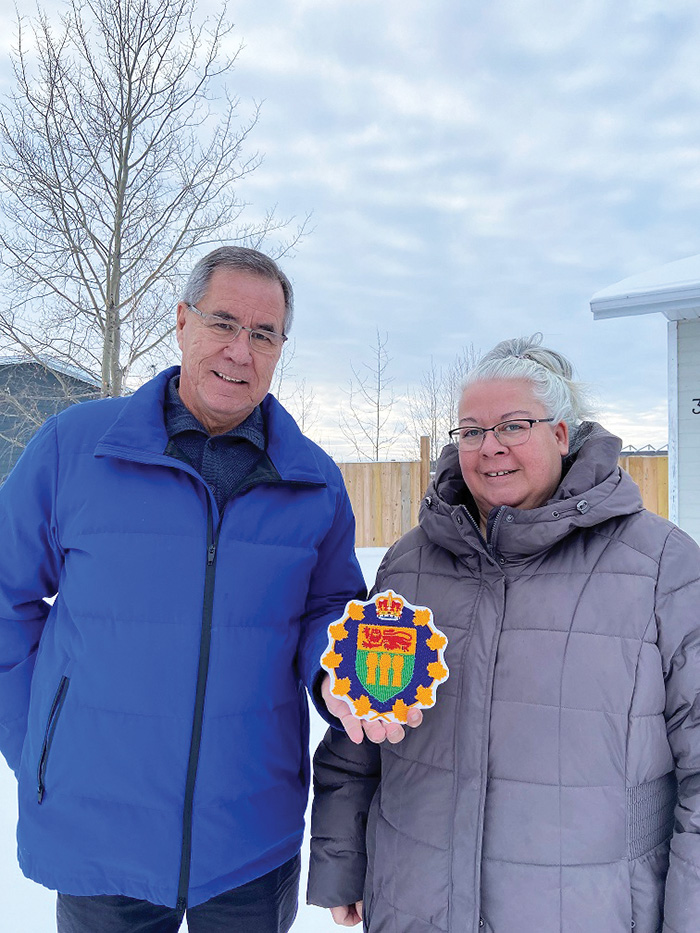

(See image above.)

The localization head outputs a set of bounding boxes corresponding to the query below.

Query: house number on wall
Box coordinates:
[693,399,700,414]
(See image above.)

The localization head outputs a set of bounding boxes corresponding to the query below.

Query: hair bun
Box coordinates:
[463,332,596,452]
[502,334,573,381]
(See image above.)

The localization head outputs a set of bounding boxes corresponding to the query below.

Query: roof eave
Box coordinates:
[591,287,700,321]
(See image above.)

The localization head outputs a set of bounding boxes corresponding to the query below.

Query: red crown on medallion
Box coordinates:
[375,592,404,620]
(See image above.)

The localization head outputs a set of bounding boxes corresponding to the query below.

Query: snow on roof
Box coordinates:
[0,355,101,388]
[590,254,700,321]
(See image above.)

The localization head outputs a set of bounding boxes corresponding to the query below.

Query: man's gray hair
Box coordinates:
[463,334,596,452]
[182,246,294,333]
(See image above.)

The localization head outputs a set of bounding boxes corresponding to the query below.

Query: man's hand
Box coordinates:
[330,902,363,926]
[321,674,422,744]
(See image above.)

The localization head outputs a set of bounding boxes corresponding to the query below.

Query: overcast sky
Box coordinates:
[4,0,700,456]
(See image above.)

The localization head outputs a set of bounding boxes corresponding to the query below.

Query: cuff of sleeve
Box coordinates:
[306,843,366,908]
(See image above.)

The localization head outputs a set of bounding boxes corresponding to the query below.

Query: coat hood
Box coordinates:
[420,422,644,561]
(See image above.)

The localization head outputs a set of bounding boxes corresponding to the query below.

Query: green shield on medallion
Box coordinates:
[356,623,417,703]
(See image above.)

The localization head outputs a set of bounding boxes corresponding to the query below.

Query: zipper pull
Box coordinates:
[207,543,216,565]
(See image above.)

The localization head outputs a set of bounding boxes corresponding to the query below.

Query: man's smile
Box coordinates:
[214,371,246,384]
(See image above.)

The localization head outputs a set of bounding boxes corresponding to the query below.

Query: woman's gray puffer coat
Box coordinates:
[308,425,700,933]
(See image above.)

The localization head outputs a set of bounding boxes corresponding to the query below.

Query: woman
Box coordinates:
[308,335,700,933]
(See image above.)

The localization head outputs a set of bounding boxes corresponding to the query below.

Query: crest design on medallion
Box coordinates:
[321,590,449,723]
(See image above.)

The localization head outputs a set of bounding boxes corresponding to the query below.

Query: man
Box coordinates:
[0,247,374,932]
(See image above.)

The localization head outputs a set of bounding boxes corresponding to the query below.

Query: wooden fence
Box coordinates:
[339,450,669,548]
[337,439,431,548]
[618,455,668,521]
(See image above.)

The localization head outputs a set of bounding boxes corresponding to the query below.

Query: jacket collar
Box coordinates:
[421,423,644,561]
[94,366,327,486]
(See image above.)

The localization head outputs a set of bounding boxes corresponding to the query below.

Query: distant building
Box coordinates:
[0,356,101,483]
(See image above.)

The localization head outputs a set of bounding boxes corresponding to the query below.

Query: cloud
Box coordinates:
[6,0,700,456]
[597,402,669,449]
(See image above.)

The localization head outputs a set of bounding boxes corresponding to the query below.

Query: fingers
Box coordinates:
[338,708,365,744]
[321,675,364,744]
[322,673,425,745]
[330,904,362,926]
[363,718,404,744]
[362,709,423,743]
[407,708,423,728]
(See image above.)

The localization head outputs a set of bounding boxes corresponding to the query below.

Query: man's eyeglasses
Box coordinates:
[186,303,287,355]
[448,418,554,451]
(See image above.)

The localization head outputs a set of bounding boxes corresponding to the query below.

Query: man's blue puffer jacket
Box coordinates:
[0,366,364,908]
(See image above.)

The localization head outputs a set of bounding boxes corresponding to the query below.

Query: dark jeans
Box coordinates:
[56,854,300,933]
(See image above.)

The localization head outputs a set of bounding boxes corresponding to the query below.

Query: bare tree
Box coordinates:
[339,329,402,461]
[0,0,304,397]
[270,340,318,435]
[444,346,478,424]
[270,340,297,404]
[406,345,479,460]
[286,378,319,435]
[405,358,445,460]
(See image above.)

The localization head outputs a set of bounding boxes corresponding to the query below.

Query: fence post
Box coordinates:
[420,436,431,495]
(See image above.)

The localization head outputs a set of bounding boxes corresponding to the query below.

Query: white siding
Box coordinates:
[676,319,700,541]
[668,320,679,525]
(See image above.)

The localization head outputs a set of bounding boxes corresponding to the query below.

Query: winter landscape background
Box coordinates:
[4,0,700,927]
[4,0,700,454]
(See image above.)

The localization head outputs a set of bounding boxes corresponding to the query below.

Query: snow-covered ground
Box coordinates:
[0,548,387,933]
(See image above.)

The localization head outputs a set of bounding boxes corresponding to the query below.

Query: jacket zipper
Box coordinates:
[452,503,506,930]
[176,504,220,911]
[171,473,325,910]
[37,675,70,804]
[96,446,325,910]
[458,505,499,566]
[485,505,507,559]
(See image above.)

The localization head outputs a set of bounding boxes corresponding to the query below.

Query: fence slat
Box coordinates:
[340,455,669,548]
[619,456,668,521]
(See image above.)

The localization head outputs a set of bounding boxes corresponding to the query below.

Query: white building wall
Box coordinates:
[676,319,700,542]
[668,320,679,526]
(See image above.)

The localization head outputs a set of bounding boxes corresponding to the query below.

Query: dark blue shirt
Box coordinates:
[164,374,265,512]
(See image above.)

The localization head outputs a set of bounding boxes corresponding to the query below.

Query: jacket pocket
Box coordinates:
[37,675,70,804]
